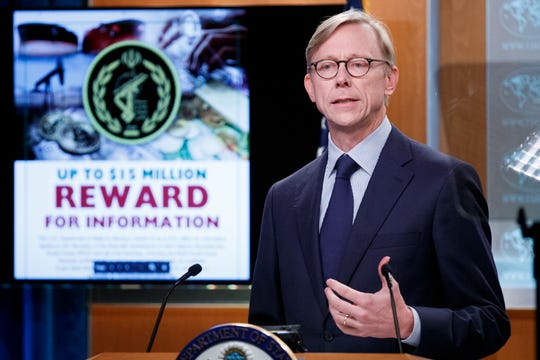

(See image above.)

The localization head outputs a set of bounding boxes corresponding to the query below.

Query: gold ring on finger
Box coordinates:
[343,313,350,326]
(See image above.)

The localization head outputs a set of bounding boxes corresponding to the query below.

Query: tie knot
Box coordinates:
[335,154,359,180]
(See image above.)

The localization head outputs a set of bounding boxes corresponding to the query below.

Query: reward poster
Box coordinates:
[13,9,250,281]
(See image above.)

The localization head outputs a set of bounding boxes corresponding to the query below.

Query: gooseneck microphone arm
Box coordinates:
[146,263,203,352]
[381,263,403,354]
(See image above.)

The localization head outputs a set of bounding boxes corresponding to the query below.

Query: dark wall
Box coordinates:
[246,5,342,274]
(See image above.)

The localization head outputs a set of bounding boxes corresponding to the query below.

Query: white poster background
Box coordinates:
[15,160,250,281]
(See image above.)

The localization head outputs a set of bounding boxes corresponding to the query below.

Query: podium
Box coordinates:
[88,353,428,360]
[88,323,430,360]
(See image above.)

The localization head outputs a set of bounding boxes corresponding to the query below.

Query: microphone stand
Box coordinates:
[146,281,179,352]
[146,264,202,352]
[517,208,539,357]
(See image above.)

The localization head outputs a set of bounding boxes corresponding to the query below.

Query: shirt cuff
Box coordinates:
[401,306,420,347]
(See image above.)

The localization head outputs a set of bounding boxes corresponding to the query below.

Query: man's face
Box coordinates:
[304,23,398,135]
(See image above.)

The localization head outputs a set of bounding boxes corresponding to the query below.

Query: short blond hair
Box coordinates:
[305,9,395,67]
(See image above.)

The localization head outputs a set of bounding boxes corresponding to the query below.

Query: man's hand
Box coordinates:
[324,256,414,339]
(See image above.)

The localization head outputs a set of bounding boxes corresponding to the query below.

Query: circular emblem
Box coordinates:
[499,1,540,40]
[499,66,540,115]
[177,323,297,360]
[83,40,181,145]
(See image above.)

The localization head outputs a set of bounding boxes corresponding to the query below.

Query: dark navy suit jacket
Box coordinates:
[248,126,510,359]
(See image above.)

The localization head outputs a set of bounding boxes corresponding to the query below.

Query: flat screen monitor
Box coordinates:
[6,5,342,283]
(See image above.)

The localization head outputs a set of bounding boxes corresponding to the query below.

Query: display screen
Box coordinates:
[13,8,250,282]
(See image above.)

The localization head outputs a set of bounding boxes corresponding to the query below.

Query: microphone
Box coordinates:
[381,263,403,354]
[146,263,202,352]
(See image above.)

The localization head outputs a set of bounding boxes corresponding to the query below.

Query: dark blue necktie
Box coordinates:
[320,154,359,280]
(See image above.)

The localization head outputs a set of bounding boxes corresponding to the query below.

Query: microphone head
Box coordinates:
[381,263,392,278]
[189,263,202,276]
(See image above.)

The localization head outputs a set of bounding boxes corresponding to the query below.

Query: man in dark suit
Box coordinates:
[248,8,510,359]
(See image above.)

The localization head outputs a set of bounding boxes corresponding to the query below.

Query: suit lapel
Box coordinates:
[339,128,415,283]
[295,153,329,314]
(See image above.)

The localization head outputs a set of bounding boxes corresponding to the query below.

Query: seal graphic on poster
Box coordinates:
[83,40,181,145]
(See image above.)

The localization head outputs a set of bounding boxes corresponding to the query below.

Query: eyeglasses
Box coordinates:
[309,57,390,79]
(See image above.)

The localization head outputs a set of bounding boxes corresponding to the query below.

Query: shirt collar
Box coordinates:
[326,116,392,176]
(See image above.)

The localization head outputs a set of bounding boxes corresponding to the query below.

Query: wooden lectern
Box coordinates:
[88,323,429,360]
[88,353,428,360]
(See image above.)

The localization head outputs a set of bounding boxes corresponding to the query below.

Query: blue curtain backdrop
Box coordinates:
[0,285,89,360]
